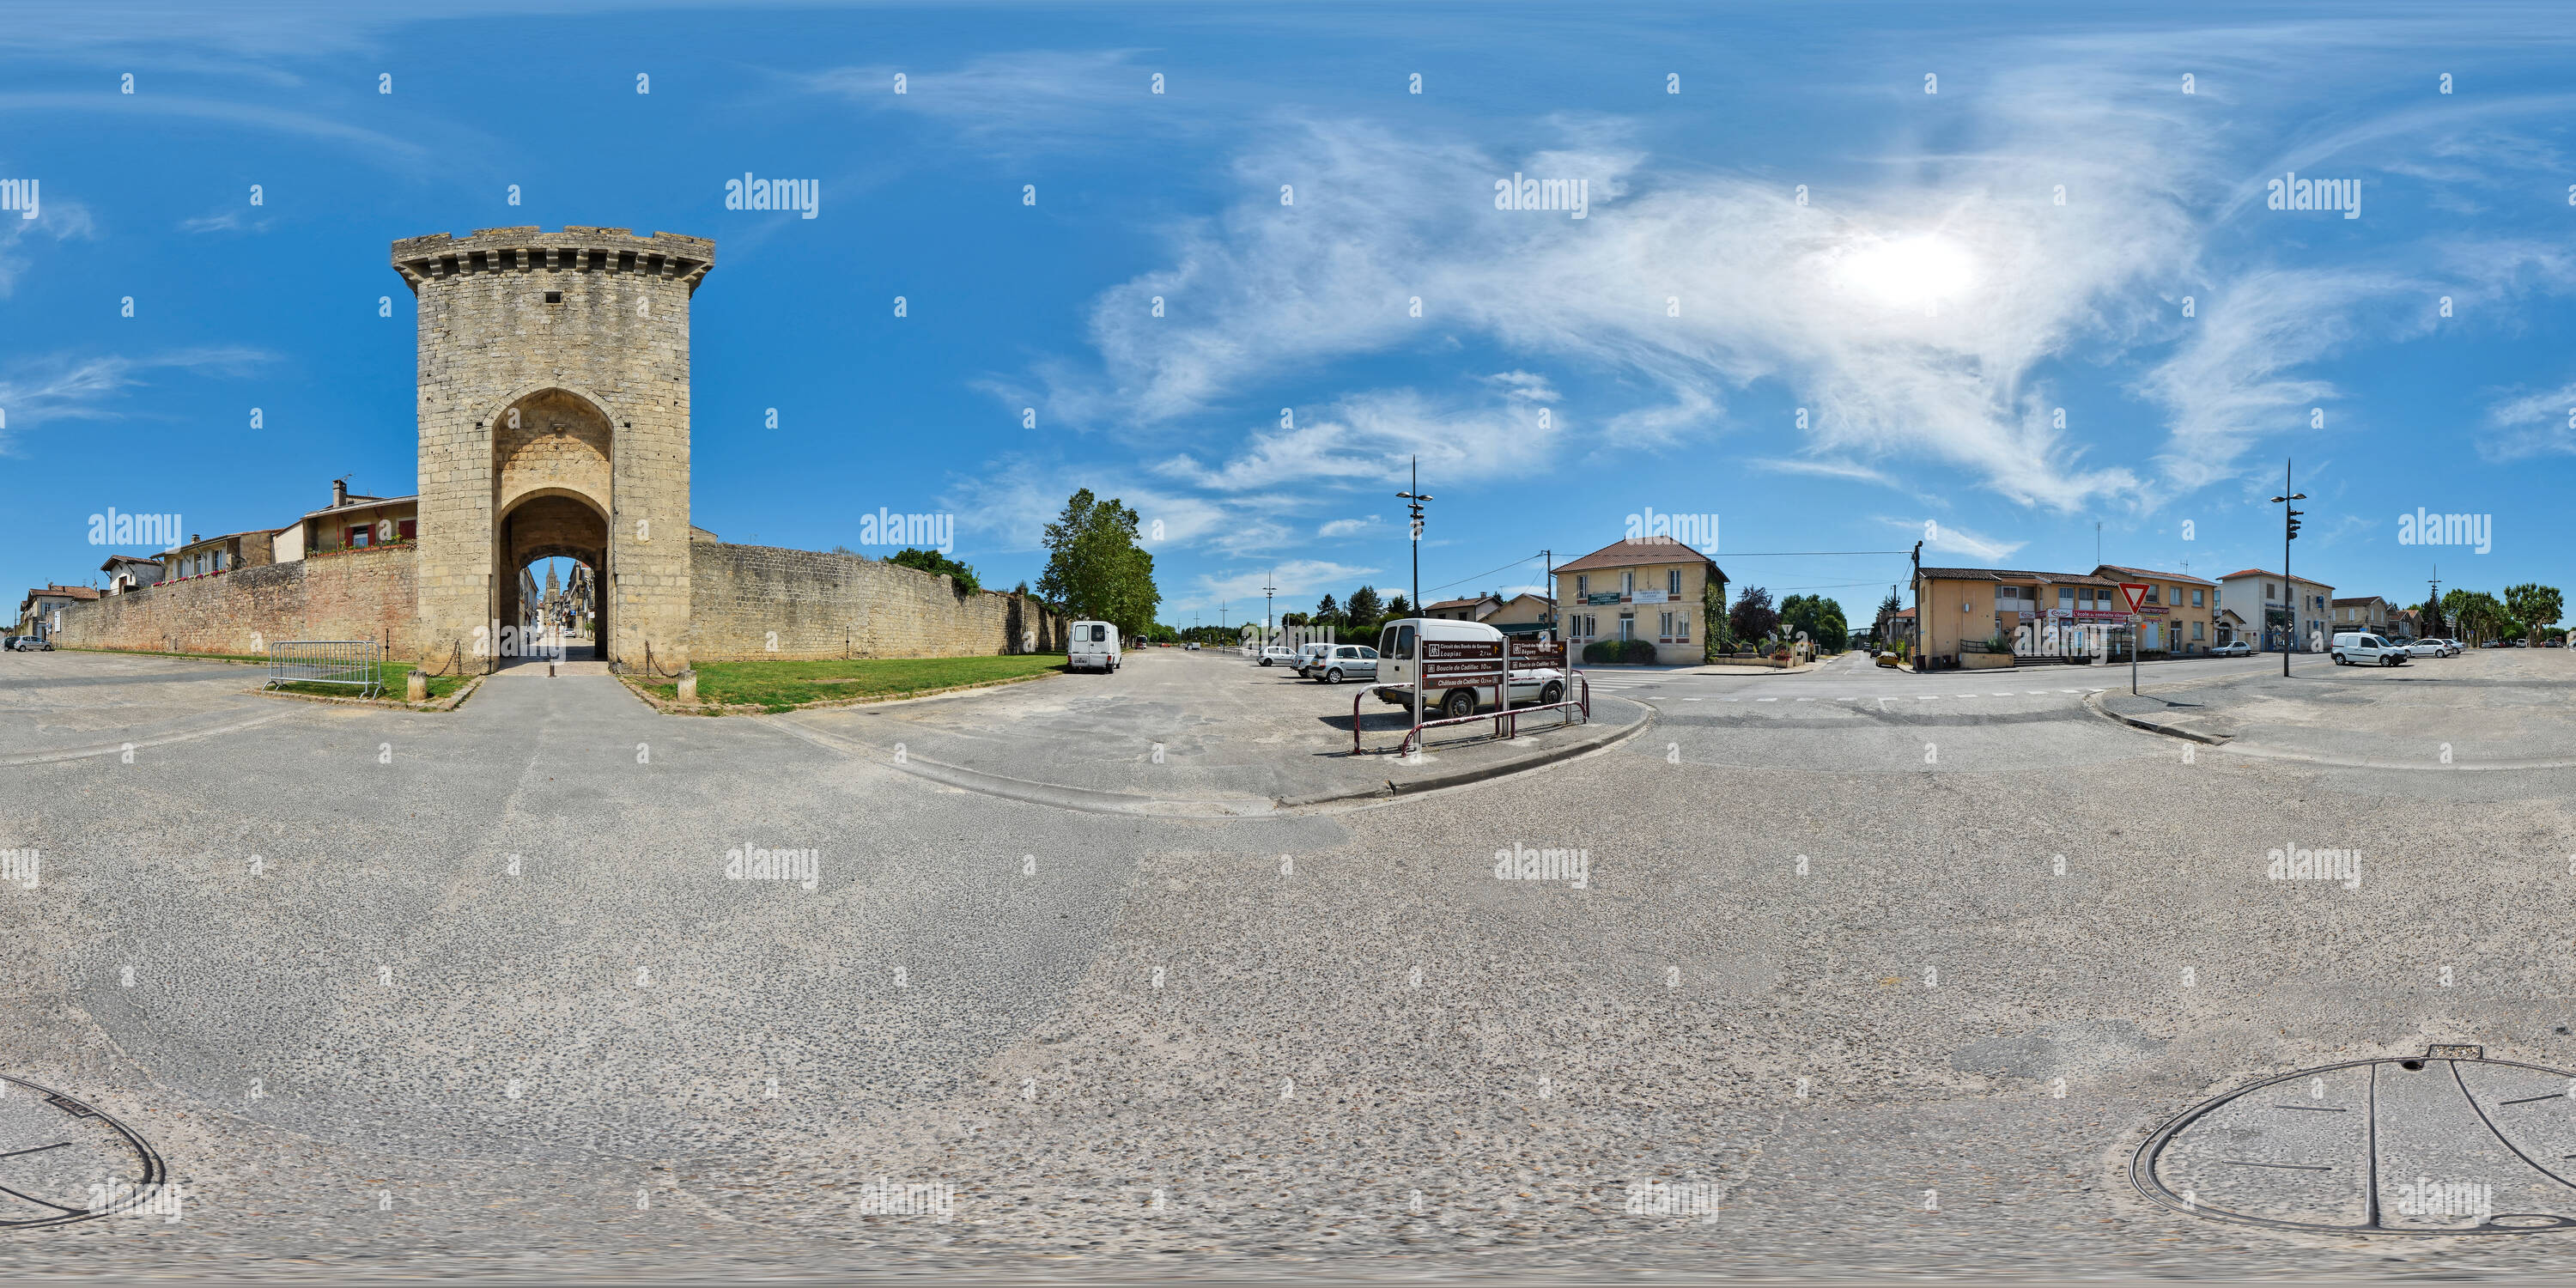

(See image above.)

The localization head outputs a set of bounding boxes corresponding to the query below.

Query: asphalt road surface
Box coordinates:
[3,644,2575,1281]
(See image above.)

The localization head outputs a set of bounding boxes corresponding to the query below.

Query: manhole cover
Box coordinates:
[0,1073,165,1229]
[2134,1046,2576,1234]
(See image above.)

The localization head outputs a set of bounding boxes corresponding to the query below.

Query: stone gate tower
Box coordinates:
[392,226,714,671]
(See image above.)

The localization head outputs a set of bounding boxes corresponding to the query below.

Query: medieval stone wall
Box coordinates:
[47,545,422,657]
[684,542,1061,661]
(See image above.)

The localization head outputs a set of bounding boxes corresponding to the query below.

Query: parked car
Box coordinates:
[2330,632,2408,666]
[1068,620,1122,673]
[2431,638,2463,656]
[2404,638,2448,659]
[1184,641,1200,651]
[1370,617,1566,718]
[1257,646,1298,667]
[1292,641,1334,677]
[2210,641,2252,657]
[1312,644,1379,684]
[6,635,54,652]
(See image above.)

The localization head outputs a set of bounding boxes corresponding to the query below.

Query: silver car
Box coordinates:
[1313,644,1379,684]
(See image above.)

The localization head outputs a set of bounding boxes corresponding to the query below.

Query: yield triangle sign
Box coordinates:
[2119,582,2151,614]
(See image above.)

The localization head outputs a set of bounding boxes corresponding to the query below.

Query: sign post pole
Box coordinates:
[2119,582,2152,696]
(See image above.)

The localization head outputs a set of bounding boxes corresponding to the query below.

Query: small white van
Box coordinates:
[1069,620,1122,672]
[2330,631,2408,666]
[1371,617,1567,719]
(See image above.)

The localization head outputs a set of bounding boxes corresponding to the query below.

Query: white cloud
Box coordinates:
[1061,80,2202,510]
[802,51,1189,153]
[0,199,97,298]
[2134,268,2412,491]
[1151,380,1563,493]
[0,348,268,453]
[1750,457,1897,488]
[1317,514,1379,538]
[1885,517,2026,565]
[2482,380,2576,461]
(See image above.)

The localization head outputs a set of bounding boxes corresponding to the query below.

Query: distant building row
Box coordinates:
[17,480,417,639]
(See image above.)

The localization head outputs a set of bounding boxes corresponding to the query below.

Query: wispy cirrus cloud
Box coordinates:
[2481,380,2576,462]
[0,197,96,298]
[0,347,270,453]
[1883,516,2025,564]
[1152,374,1560,494]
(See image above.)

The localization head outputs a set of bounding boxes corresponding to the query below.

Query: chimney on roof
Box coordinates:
[190,532,200,544]
[331,477,349,508]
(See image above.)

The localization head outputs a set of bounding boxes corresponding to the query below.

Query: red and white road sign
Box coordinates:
[2120,582,2151,614]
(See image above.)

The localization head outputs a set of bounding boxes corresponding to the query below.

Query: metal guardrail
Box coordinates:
[1352,666,1591,756]
[264,640,381,697]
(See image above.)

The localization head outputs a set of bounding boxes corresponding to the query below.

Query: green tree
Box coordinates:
[1036,489,1161,635]
[1314,593,1340,629]
[1383,593,1412,619]
[2506,583,2564,641]
[888,547,980,593]
[1345,586,1383,635]
[1779,594,1850,651]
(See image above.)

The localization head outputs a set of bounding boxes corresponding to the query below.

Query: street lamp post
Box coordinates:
[1397,458,1433,746]
[2269,459,2306,678]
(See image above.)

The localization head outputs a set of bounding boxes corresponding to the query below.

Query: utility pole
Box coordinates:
[2269,459,2306,677]
[2427,565,2442,637]
[1264,571,1277,647]
[1540,549,1554,639]
[1909,540,1923,670]
[2095,521,2102,567]
[1397,458,1433,743]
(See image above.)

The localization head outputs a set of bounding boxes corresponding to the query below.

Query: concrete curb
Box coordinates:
[1282,702,1657,808]
[2081,689,2232,745]
[252,672,484,714]
[617,666,1063,716]
[763,697,1657,818]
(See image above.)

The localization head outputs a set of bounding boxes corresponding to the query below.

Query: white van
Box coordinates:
[2330,631,2408,667]
[1069,620,1121,672]
[1370,618,1567,719]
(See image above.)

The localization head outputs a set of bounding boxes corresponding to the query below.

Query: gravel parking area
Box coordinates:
[5,645,2576,1279]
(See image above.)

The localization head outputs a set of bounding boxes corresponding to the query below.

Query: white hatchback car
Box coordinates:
[1311,644,1379,684]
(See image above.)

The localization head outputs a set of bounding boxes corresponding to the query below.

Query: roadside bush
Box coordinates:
[1622,638,1662,663]
[1583,640,1624,665]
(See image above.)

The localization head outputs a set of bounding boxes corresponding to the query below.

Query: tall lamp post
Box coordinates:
[1397,458,1433,744]
[2269,459,2306,677]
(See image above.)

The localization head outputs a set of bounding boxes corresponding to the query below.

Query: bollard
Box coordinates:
[405,671,428,702]
[677,670,698,703]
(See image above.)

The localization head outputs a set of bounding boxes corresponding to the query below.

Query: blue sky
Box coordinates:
[5,1,2574,629]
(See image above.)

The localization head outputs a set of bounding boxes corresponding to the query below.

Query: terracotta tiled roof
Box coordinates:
[1555,538,1723,575]
[2218,568,2332,586]
[1918,567,2118,586]
[2095,563,2214,586]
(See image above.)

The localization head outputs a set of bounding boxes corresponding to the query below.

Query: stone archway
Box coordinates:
[497,490,610,659]
[487,388,615,662]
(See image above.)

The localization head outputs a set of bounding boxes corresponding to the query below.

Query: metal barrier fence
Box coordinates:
[1351,661,1591,756]
[265,640,382,697]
